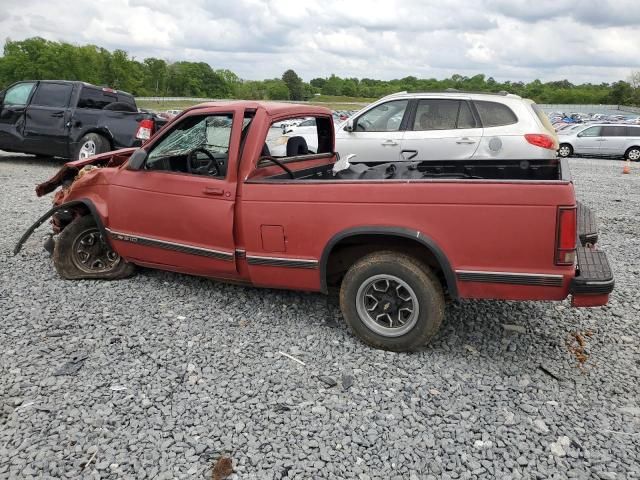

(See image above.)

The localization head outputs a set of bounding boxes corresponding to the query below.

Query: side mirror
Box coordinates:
[344,118,354,132]
[127,148,148,170]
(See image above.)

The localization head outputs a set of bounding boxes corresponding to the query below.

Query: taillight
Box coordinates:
[556,207,576,265]
[525,133,557,150]
[136,119,154,141]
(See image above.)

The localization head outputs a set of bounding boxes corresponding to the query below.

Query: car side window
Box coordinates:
[30,83,73,108]
[474,101,518,127]
[601,126,626,137]
[145,114,234,178]
[3,82,36,106]
[77,88,118,109]
[578,126,601,137]
[413,99,477,130]
[355,100,408,132]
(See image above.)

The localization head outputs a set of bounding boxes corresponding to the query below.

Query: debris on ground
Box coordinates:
[539,363,563,381]
[318,375,337,387]
[212,456,233,480]
[502,324,527,334]
[277,351,305,366]
[341,373,353,390]
[463,344,479,355]
[566,330,593,370]
[53,353,88,376]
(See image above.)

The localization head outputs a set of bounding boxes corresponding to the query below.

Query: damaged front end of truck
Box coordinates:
[14,148,136,256]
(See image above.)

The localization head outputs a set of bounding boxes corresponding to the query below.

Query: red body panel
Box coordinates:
[45,101,597,305]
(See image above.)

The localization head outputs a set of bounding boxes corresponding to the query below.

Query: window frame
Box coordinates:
[29,82,73,108]
[77,87,118,110]
[143,112,237,178]
[407,98,479,131]
[353,99,411,133]
[473,100,518,128]
[577,126,602,138]
[600,125,627,137]
[2,82,37,107]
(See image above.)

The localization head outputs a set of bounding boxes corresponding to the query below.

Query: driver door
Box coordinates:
[107,110,242,278]
[0,82,36,151]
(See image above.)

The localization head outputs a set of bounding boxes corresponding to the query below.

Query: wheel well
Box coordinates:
[323,233,456,299]
[625,145,640,154]
[79,129,114,149]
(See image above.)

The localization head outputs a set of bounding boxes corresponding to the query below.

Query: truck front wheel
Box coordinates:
[339,251,444,351]
[75,133,109,160]
[53,215,135,280]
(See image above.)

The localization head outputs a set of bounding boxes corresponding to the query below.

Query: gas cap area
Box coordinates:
[488,137,503,151]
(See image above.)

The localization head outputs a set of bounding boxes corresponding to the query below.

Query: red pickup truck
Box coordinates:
[15,101,614,351]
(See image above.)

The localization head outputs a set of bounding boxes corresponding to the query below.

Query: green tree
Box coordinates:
[266,79,289,100]
[282,69,303,100]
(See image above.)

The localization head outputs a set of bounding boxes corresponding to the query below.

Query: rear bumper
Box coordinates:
[570,202,613,307]
[570,246,614,306]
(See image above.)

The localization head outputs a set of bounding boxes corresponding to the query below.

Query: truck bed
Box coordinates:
[262,158,569,182]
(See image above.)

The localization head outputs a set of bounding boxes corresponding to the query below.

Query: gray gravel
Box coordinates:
[1,153,639,479]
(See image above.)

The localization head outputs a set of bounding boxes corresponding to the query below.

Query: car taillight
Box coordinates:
[136,119,154,141]
[556,206,576,265]
[525,133,557,150]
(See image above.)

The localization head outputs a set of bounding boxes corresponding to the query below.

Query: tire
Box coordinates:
[74,133,110,161]
[625,146,640,162]
[339,251,445,351]
[558,143,573,158]
[53,215,135,280]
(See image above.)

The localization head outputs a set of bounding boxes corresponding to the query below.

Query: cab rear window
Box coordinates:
[474,101,518,127]
[77,87,117,109]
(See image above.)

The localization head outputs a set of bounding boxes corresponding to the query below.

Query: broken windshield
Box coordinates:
[148,114,233,161]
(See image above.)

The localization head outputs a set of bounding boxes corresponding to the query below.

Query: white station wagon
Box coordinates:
[334,91,559,162]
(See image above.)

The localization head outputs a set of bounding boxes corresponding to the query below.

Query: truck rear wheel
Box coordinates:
[75,133,109,160]
[339,251,444,351]
[53,215,135,280]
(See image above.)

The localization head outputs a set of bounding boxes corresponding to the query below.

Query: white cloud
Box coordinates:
[1,0,639,83]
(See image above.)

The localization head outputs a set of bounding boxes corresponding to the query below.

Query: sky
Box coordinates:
[1,0,640,84]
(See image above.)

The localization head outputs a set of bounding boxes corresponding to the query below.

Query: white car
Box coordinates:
[557,124,640,161]
[334,91,559,162]
[268,118,322,156]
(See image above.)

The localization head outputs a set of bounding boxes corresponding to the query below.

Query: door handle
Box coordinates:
[456,137,476,144]
[401,149,418,160]
[203,187,224,196]
[381,140,398,146]
[595,138,606,141]
[51,112,64,118]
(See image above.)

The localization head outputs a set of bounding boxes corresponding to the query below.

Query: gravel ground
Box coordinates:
[1,153,639,480]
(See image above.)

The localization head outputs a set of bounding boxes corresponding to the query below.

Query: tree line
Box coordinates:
[1,37,639,105]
